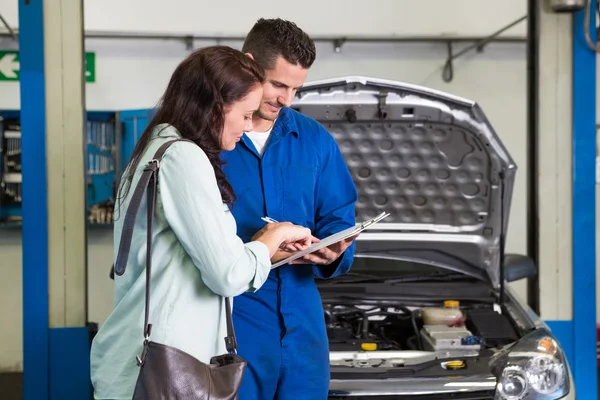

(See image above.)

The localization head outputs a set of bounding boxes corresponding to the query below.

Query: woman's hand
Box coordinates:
[279,225,319,252]
[280,237,319,252]
[251,222,316,258]
[272,235,319,263]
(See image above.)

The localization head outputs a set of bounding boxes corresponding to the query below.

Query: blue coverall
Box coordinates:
[221,107,358,400]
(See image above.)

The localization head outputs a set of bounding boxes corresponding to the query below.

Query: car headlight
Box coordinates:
[490,328,570,399]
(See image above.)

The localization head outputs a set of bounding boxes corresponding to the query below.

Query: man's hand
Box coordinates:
[271,249,294,263]
[288,233,359,266]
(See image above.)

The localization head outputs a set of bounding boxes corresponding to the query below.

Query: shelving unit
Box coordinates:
[86,111,118,225]
[0,110,22,227]
[0,108,153,228]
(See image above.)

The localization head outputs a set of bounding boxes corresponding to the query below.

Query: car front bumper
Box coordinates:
[328,374,497,398]
[327,366,576,399]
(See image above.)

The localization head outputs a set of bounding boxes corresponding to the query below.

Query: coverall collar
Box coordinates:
[241,107,299,156]
[276,107,300,137]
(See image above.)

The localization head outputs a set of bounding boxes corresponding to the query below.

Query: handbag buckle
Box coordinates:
[144,159,160,176]
[225,336,237,354]
[145,159,160,171]
[136,339,150,366]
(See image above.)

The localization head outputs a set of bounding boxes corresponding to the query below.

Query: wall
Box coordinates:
[2,0,527,38]
[0,229,23,372]
[0,0,530,371]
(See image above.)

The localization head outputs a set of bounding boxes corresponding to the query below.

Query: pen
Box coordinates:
[261,216,279,224]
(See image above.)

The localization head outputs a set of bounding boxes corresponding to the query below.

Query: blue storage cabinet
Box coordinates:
[86,111,117,207]
[85,111,118,225]
[118,109,153,176]
[0,108,153,226]
[0,110,22,225]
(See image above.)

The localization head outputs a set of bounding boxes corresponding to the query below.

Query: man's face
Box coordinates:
[256,56,310,121]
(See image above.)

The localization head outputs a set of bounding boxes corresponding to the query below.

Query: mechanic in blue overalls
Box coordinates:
[221,18,359,400]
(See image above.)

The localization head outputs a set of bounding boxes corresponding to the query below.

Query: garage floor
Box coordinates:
[0,373,21,400]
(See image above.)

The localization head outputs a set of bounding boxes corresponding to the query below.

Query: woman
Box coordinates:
[90,46,313,399]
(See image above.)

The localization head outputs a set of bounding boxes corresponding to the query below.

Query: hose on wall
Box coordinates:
[584,0,600,51]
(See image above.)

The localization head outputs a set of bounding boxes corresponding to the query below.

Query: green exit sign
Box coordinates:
[85,52,96,83]
[0,50,96,83]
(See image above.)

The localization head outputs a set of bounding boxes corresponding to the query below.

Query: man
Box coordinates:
[221,18,358,399]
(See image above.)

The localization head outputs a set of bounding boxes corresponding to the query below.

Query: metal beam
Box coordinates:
[44,0,87,332]
[19,0,89,398]
[537,0,574,326]
[18,0,49,398]
[526,0,540,315]
[44,0,90,397]
[572,0,597,396]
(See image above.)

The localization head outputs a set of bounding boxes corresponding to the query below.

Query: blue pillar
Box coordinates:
[18,1,49,399]
[572,1,597,397]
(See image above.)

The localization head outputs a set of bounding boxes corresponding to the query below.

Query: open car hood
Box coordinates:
[292,76,516,290]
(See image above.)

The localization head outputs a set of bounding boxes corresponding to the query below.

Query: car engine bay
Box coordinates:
[325,300,521,369]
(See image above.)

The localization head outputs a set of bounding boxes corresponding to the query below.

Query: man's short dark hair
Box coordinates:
[242,18,316,71]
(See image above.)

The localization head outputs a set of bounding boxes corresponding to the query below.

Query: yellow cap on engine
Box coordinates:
[361,343,377,351]
[445,361,466,369]
[444,300,460,308]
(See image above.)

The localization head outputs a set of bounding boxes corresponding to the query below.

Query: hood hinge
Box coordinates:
[376,92,388,120]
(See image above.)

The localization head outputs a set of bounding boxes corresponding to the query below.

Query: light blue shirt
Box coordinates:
[90,124,272,399]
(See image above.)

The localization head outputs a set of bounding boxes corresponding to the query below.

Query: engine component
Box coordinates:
[421,300,465,327]
[330,350,438,369]
[325,304,414,351]
[327,321,404,352]
[466,307,519,347]
[325,302,518,356]
[420,325,482,351]
[442,360,467,370]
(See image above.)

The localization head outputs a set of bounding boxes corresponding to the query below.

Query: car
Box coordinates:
[292,76,575,400]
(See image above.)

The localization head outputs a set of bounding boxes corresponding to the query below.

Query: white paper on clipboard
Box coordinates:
[271,211,390,269]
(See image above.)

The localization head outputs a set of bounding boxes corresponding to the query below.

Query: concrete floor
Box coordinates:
[0,373,21,400]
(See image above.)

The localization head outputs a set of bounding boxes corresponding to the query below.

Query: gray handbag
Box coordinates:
[113,139,247,399]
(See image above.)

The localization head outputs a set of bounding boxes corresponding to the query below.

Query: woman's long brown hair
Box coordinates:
[117,45,265,211]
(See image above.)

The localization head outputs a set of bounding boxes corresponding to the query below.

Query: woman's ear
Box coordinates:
[211,108,220,125]
[245,52,255,60]
[211,104,225,126]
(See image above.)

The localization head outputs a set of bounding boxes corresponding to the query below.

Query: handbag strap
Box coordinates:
[113,138,238,357]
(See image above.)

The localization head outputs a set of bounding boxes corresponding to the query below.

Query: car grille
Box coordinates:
[327,391,495,400]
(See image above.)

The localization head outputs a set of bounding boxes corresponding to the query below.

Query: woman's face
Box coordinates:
[221,85,263,151]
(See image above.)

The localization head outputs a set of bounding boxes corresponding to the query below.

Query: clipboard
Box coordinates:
[271,211,390,268]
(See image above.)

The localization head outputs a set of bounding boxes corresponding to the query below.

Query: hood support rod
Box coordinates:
[499,170,507,305]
